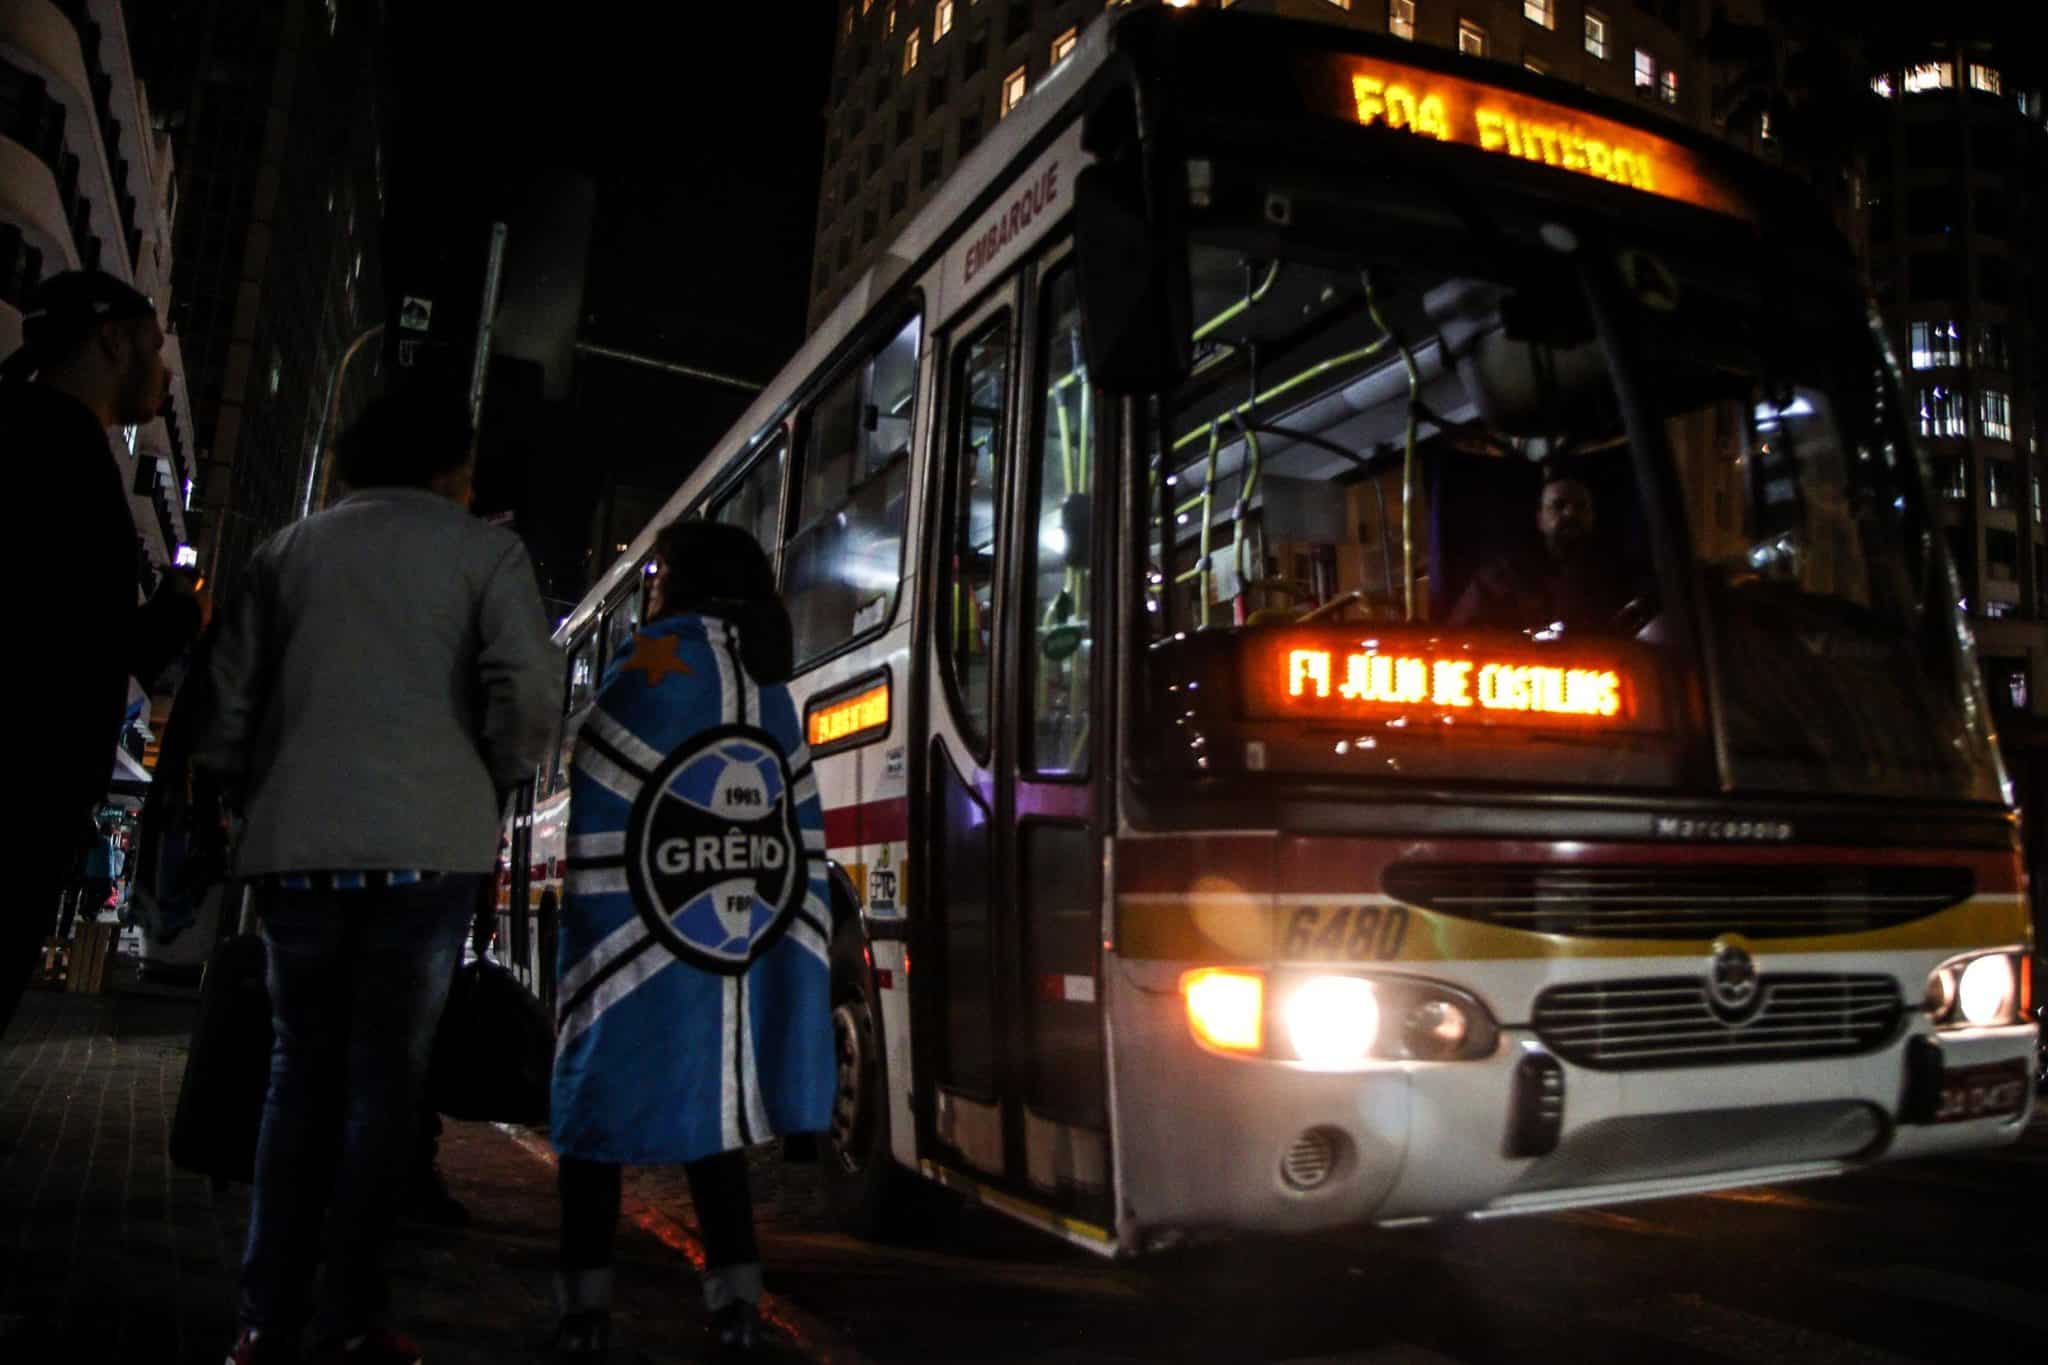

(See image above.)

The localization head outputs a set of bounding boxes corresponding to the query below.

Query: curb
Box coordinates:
[493,1124,868,1365]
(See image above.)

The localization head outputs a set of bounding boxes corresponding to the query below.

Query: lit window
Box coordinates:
[1524,0,1554,29]
[1584,9,1607,60]
[1904,60,1953,94]
[1524,57,1549,75]
[1660,69,1679,104]
[1634,49,1656,93]
[1388,0,1416,40]
[1760,110,1773,140]
[1870,73,1894,98]
[1982,600,2013,619]
[1001,65,1028,118]
[1458,20,1486,57]
[1980,390,2011,442]
[904,28,920,73]
[1910,320,1961,369]
[1051,26,1078,65]
[936,0,954,40]
[885,4,896,36]
[2033,473,2043,525]
[1985,460,2016,510]
[1918,386,1966,438]
[1968,64,2000,95]
[1931,455,1968,502]
[1325,0,1351,12]
[862,0,871,14]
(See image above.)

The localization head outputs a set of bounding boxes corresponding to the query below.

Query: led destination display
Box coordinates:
[1309,54,1753,221]
[1241,631,1655,729]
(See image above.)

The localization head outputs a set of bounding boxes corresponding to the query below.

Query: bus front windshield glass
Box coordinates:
[1145,241,2001,802]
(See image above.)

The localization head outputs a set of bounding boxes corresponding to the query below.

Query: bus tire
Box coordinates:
[820,917,925,1240]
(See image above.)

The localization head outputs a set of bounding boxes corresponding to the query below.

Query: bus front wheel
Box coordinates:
[820,918,927,1239]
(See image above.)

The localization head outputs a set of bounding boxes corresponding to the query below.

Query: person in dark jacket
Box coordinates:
[0,270,201,1038]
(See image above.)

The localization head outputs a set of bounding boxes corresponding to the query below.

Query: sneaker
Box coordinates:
[306,1329,422,1365]
[711,1300,760,1355]
[399,1169,471,1228]
[225,1328,299,1364]
[549,1309,610,1364]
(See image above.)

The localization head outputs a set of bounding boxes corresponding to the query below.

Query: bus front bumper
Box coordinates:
[1110,980,2037,1249]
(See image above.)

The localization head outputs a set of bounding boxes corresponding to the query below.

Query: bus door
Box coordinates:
[918,251,1113,1229]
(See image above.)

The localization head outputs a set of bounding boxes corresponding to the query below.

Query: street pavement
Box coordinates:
[3,963,2042,1364]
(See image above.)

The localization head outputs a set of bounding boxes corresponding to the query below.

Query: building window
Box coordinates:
[964,28,986,76]
[936,0,955,41]
[1001,65,1028,118]
[1985,528,2019,583]
[1760,110,1774,140]
[1387,0,1416,39]
[1985,459,2016,509]
[904,28,921,73]
[1909,320,1961,369]
[1525,57,1549,75]
[1325,0,1352,11]
[1458,20,1486,57]
[1982,600,2014,620]
[1980,390,2011,442]
[1634,49,1656,93]
[1584,9,1608,59]
[1870,73,1894,98]
[1052,27,1078,66]
[1524,1,1554,30]
[885,4,896,36]
[1918,386,1965,438]
[1968,63,2000,95]
[889,178,908,215]
[897,103,915,142]
[1659,69,1678,104]
[1931,454,1968,502]
[959,112,983,156]
[922,142,944,187]
[1903,60,1953,94]
[2034,474,2043,526]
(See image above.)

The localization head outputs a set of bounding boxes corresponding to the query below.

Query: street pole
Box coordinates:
[299,322,386,519]
[469,222,509,427]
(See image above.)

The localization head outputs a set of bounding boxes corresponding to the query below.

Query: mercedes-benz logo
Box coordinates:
[1707,940,1760,1017]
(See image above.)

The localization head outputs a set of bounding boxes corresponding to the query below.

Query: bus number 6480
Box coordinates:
[1280,904,1409,961]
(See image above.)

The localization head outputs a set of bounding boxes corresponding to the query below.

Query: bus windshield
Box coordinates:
[1143,238,2002,803]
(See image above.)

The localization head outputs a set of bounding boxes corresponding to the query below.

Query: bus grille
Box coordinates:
[1381,864,1971,940]
[1531,974,1904,1070]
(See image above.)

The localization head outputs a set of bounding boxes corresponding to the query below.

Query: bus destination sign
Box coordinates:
[1242,631,1655,730]
[1311,55,1751,221]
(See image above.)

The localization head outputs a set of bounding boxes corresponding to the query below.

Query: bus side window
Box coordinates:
[786,313,922,667]
[712,437,789,569]
[938,311,1013,749]
[554,633,599,794]
[1025,267,1092,777]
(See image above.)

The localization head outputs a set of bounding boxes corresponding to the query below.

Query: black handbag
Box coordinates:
[169,920,273,1186]
[427,956,554,1125]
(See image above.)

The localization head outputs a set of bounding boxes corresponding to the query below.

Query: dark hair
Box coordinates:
[0,270,156,385]
[335,384,474,489]
[652,519,794,684]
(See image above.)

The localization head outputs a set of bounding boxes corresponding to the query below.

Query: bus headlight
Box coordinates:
[1925,950,2028,1029]
[1284,975,1380,1067]
[1182,968,1265,1054]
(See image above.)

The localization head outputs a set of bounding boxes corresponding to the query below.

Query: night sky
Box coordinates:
[377,3,837,598]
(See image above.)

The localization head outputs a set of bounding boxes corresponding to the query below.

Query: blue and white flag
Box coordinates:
[550,614,833,1165]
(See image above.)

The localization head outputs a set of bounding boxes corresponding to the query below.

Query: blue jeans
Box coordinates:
[239,876,479,1341]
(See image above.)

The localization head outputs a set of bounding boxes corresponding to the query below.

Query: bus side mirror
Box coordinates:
[1074,161,1192,396]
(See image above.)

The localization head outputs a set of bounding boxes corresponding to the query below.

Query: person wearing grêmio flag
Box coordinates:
[549,520,831,1361]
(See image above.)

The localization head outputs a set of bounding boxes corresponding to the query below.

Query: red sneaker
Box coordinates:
[307,1329,423,1365]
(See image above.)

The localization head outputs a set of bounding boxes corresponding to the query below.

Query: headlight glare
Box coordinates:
[1957,953,2016,1027]
[1284,975,1380,1067]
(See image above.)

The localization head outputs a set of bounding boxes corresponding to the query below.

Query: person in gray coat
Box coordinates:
[199,385,561,1365]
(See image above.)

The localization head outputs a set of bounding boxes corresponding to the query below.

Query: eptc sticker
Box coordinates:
[625,724,805,974]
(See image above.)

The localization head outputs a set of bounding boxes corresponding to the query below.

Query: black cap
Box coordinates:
[21,269,155,331]
[2,270,155,383]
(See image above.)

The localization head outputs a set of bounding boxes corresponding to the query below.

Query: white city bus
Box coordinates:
[500,7,2036,1255]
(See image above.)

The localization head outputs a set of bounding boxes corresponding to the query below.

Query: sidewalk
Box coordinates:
[0,961,826,1364]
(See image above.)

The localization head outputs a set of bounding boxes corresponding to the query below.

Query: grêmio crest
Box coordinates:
[624,724,805,974]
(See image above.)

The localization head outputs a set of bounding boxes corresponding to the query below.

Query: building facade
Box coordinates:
[2,0,194,584]
[811,0,1732,328]
[134,0,389,599]
[1863,47,2047,723]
